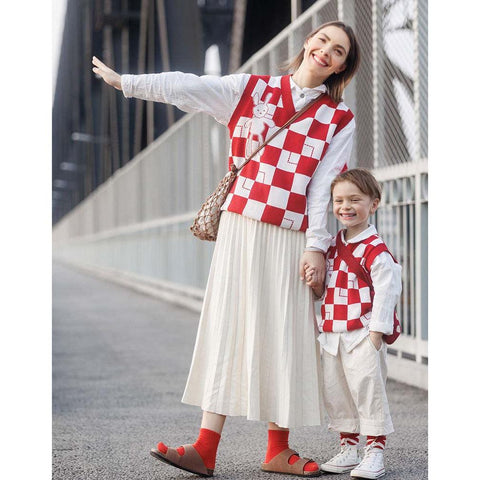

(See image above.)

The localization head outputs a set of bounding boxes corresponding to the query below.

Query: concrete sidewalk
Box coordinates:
[52,262,427,480]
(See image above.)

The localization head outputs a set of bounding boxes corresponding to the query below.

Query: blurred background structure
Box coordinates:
[52,0,320,221]
[52,0,428,389]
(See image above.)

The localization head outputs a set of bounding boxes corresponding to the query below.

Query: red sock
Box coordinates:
[340,432,360,446]
[265,429,289,463]
[366,435,386,449]
[191,428,221,470]
[265,429,319,472]
[156,428,221,470]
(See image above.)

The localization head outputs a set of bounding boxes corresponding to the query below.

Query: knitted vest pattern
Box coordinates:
[320,233,390,333]
[221,75,354,231]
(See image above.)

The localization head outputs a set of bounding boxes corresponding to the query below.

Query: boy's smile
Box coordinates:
[332,180,379,240]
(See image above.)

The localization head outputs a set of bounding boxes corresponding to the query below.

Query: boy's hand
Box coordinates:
[300,251,326,298]
[92,56,122,90]
[369,331,383,351]
[304,264,324,298]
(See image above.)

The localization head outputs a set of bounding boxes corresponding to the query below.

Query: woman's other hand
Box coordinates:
[92,56,122,90]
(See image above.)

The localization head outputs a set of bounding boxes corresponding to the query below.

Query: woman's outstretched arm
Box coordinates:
[91,56,248,126]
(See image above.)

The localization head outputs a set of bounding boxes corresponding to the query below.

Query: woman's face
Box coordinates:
[302,25,350,83]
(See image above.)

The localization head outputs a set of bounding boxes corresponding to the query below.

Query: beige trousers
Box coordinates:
[321,335,394,436]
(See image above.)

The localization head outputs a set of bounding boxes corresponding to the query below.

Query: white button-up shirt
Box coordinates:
[121,72,355,252]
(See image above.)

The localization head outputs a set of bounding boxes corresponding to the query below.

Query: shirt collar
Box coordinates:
[341,224,379,244]
[289,76,327,95]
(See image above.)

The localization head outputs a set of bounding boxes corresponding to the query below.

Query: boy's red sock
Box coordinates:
[366,435,386,449]
[264,429,319,472]
[156,428,221,470]
[340,432,360,446]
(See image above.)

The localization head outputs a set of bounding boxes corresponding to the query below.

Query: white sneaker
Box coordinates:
[320,441,362,473]
[350,443,385,479]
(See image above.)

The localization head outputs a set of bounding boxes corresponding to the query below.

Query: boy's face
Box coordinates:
[332,180,379,238]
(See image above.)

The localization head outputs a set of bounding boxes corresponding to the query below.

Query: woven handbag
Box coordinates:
[190,96,322,241]
[189,166,239,241]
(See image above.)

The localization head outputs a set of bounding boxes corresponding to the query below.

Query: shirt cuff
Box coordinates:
[305,234,332,252]
[368,322,393,335]
[121,75,133,98]
[369,307,395,335]
[304,247,326,254]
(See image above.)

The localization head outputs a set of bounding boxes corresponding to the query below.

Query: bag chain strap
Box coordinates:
[231,94,324,174]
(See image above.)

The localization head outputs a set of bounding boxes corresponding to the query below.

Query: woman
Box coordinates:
[93,20,360,478]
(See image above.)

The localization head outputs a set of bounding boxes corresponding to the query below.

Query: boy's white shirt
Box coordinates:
[120,72,355,253]
[318,224,403,356]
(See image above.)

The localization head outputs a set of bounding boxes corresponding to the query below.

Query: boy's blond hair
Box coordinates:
[330,168,382,202]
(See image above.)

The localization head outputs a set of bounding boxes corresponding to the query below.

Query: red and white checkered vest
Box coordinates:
[221,75,354,231]
[320,232,393,333]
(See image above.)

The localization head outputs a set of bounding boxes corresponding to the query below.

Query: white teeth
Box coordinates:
[313,54,328,67]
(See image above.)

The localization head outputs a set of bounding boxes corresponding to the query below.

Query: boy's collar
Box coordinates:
[341,224,378,244]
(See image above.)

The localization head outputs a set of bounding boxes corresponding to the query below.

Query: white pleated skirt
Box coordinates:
[182,211,325,428]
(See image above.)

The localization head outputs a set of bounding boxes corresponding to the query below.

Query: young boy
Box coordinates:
[305,168,402,479]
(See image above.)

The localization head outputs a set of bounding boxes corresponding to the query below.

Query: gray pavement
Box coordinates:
[53,262,428,480]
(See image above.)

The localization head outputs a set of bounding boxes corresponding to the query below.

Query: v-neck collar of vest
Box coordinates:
[281,75,296,113]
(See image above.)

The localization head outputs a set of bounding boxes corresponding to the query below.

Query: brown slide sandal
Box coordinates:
[261,448,321,477]
[150,444,214,477]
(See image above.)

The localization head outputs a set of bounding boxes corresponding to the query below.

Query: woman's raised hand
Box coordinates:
[92,56,122,90]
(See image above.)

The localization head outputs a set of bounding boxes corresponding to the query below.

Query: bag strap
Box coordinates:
[335,232,374,291]
[233,94,324,172]
[335,232,396,293]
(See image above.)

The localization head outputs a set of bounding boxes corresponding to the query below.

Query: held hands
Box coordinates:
[300,251,326,298]
[92,56,122,90]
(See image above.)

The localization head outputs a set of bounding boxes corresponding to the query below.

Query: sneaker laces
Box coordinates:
[340,437,358,449]
[359,443,383,468]
[328,440,357,462]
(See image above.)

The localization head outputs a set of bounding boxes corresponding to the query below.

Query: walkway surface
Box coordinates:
[52,262,428,480]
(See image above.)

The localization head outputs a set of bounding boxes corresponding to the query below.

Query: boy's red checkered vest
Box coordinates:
[221,74,354,231]
[320,232,395,333]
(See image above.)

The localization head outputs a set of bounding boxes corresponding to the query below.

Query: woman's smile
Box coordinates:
[312,53,329,67]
